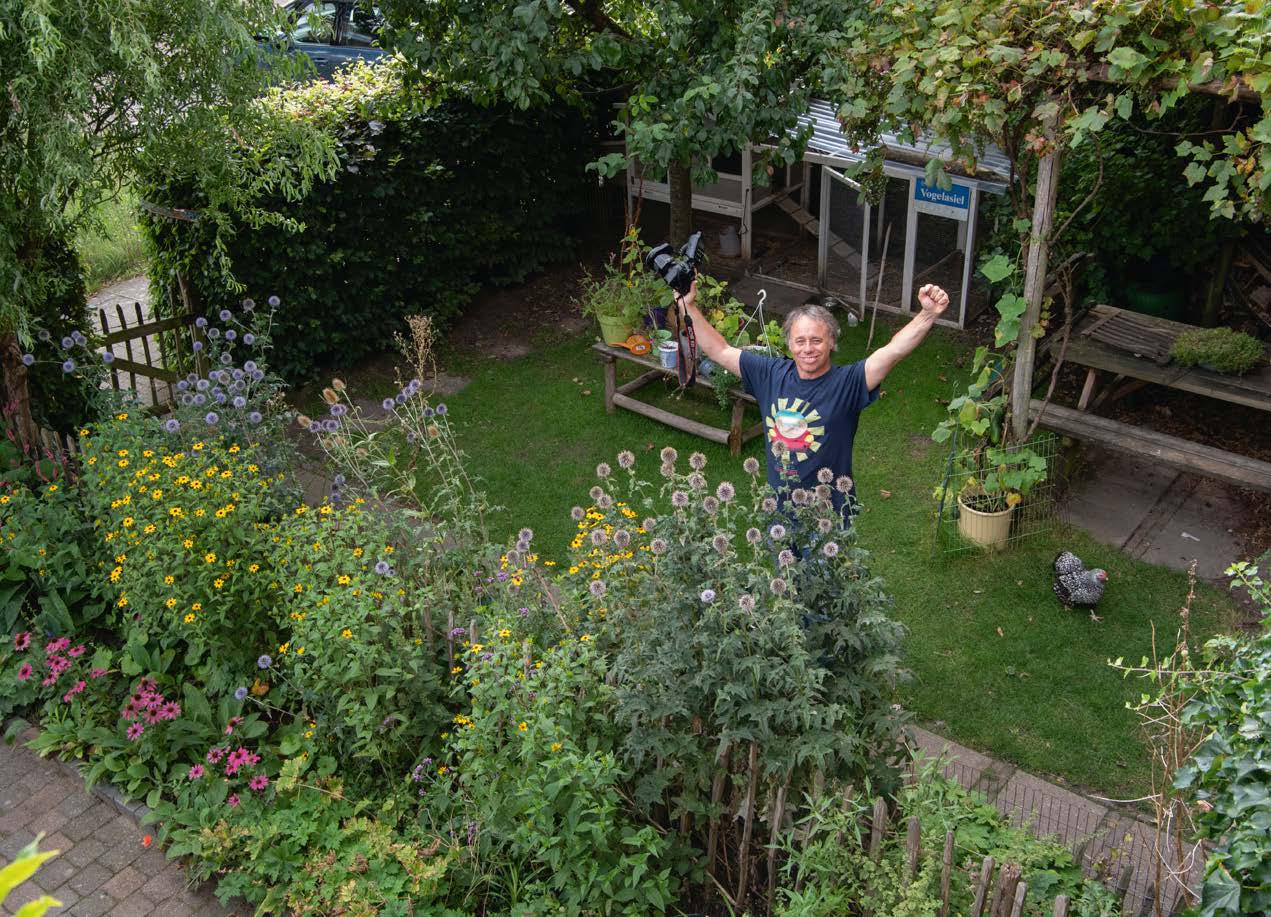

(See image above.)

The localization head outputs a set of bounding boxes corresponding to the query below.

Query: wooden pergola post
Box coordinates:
[1011,110,1062,441]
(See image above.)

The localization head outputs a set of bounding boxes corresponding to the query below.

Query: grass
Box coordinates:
[322,313,1239,800]
[76,189,148,293]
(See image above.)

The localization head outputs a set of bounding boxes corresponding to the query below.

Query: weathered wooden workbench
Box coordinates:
[591,342,764,455]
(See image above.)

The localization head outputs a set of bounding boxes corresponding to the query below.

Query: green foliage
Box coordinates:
[577,228,674,326]
[1171,559,1271,917]
[0,839,61,917]
[142,59,593,383]
[76,188,148,292]
[1170,327,1266,376]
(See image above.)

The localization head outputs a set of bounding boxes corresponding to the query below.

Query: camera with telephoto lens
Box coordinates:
[644,231,705,297]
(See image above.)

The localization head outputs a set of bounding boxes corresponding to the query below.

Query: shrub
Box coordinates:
[141,59,595,383]
[1170,326,1265,375]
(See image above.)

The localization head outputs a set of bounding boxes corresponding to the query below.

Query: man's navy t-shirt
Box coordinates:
[739,351,879,518]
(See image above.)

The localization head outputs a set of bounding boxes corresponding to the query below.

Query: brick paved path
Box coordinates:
[0,730,233,917]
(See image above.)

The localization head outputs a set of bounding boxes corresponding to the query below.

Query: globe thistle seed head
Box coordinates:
[700,588,716,604]
[791,489,808,505]
[588,485,604,501]
[588,579,607,598]
[702,496,719,515]
[746,527,762,544]
[817,517,834,534]
[762,497,778,513]
[597,493,614,510]
[815,484,831,501]
[518,527,534,544]
[711,533,729,553]
[822,541,840,558]
[687,472,706,491]
[836,475,854,494]
[671,491,689,508]
[778,549,795,567]
[650,538,667,555]
[689,452,707,470]
[739,594,756,612]
[817,467,834,484]
[590,529,608,547]
[613,529,631,549]
[659,446,678,464]
[617,450,635,470]
[596,462,611,479]
[715,481,735,502]
[659,462,676,478]
[641,517,656,532]
[743,457,760,475]
[769,524,787,540]
[571,506,585,521]
[769,577,787,596]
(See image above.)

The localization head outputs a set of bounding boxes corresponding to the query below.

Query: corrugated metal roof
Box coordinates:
[797,98,1013,186]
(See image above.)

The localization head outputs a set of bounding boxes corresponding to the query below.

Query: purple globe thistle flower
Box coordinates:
[588,579,606,598]
[244,360,257,372]
[233,396,247,409]
[195,317,208,329]
[243,333,255,345]
[267,295,280,307]
[60,336,75,349]
[743,457,760,475]
[836,475,854,494]
[650,538,668,555]
[192,393,207,406]
[409,377,421,391]
[217,352,230,364]
[671,491,689,508]
[641,517,656,532]
[163,418,180,433]
[215,392,228,404]
[234,686,248,700]
[323,419,339,433]
[613,529,631,549]
[334,473,346,486]
[595,462,611,479]
[180,393,194,406]
[248,411,262,424]
[597,493,614,510]
[38,329,51,342]
[716,481,735,502]
[570,506,585,521]
[746,527,762,544]
[242,298,255,310]
[817,517,834,534]
[449,627,466,638]
[659,462,676,478]
[381,397,395,411]
[689,452,707,470]
[422,406,435,418]
[21,353,34,366]
[761,497,778,514]
[822,541,840,558]
[72,330,87,346]
[192,340,203,351]
[589,529,608,547]
[61,359,75,373]
[219,309,233,321]
[702,496,719,515]
[375,560,391,575]
[394,392,406,404]
[712,533,729,553]
[817,467,834,484]
[177,379,189,392]
[101,351,115,364]
[736,594,756,614]
[617,450,635,470]
[770,524,787,540]
[225,329,237,341]
[700,588,716,604]
[660,446,678,464]
[769,577,787,596]
[205,412,219,425]
[251,369,264,381]
[436,404,447,415]
[778,549,795,567]
[257,655,272,669]
[207,327,220,339]
[195,378,210,391]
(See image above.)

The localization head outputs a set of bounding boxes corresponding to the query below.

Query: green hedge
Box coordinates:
[141,61,594,382]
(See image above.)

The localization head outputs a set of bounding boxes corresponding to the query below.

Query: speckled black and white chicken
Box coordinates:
[1053,551,1109,621]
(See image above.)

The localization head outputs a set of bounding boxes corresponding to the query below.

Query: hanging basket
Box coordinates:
[957,497,1014,550]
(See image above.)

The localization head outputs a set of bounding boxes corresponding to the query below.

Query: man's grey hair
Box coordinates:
[782,304,839,350]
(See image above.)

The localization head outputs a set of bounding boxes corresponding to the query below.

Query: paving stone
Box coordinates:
[28,808,71,837]
[101,865,146,900]
[0,829,35,860]
[68,862,114,897]
[19,779,78,818]
[32,855,79,891]
[107,896,156,917]
[46,881,82,909]
[97,831,145,872]
[139,867,189,905]
[69,890,117,917]
[57,792,99,820]
[131,847,170,877]
[17,767,57,796]
[1,882,46,914]
[64,804,116,843]
[43,832,75,854]
[66,837,109,868]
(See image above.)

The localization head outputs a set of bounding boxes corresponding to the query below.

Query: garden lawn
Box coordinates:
[413,316,1236,800]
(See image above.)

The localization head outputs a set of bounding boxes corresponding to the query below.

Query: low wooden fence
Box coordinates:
[95,298,200,411]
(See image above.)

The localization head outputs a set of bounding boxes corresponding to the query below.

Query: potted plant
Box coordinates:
[1170,326,1266,375]
[578,227,674,345]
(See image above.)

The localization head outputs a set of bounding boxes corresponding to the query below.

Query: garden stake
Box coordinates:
[904,815,921,881]
[970,856,995,916]
[868,798,888,861]
[469,617,477,648]
[422,604,435,651]
[940,830,955,916]
[765,777,789,912]
[864,223,892,355]
[734,742,760,909]
[1008,881,1028,917]
[1052,894,1070,917]
[990,862,1020,917]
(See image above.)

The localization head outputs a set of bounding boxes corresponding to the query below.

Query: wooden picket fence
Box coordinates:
[95,298,201,411]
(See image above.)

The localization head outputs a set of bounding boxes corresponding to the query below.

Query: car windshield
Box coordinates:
[342,2,384,48]
[289,1,340,43]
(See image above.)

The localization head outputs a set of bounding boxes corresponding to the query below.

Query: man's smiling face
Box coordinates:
[787,316,834,379]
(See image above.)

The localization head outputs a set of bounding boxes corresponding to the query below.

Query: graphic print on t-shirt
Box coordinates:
[765,396,825,463]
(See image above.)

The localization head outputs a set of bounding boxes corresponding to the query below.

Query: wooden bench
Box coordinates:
[592,342,764,455]
[1028,399,1271,493]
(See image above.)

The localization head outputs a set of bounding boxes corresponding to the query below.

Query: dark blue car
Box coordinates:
[280,0,387,79]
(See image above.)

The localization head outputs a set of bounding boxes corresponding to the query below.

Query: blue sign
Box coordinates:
[914,178,971,221]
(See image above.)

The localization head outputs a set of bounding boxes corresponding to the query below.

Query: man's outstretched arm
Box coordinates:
[677,282,743,377]
[864,284,950,390]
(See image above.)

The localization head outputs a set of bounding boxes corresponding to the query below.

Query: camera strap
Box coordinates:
[676,298,697,387]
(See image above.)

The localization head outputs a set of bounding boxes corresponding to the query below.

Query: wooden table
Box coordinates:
[1058,305,1271,413]
[591,343,764,455]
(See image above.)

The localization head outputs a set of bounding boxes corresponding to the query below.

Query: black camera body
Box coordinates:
[643,231,705,297]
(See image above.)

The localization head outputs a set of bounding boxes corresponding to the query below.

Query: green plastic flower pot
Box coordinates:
[597,314,633,345]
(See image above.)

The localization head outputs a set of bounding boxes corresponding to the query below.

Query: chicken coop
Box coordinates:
[627,99,1013,329]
